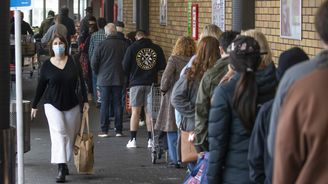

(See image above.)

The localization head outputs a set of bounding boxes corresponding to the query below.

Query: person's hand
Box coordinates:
[83,102,89,112]
[220,65,235,84]
[31,108,38,120]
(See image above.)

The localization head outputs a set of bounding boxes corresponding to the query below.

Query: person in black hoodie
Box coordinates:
[123,30,166,148]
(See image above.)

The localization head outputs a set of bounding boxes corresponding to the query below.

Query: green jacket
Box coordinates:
[194,57,229,152]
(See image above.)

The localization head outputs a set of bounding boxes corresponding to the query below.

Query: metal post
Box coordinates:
[78,0,81,21]
[14,9,24,184]
[43,0,46,20]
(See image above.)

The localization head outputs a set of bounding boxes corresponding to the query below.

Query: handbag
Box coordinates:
[180,130,198,163]
[183,152,209,184]
[74,111,94,174]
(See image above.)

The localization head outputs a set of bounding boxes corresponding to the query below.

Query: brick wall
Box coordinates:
[119,0,323,62]
[121,0,223,58]
[255,0,324,61]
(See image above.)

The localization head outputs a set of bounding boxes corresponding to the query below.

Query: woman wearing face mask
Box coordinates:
[31,34,89,183]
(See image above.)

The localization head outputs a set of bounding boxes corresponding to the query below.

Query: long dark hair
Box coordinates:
[230,36,261,133]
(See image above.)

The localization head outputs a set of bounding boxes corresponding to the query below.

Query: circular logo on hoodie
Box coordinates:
[136,48,157,70]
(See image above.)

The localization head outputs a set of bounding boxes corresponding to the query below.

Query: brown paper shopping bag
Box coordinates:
[74,111,94,174]
[180,130,198,163]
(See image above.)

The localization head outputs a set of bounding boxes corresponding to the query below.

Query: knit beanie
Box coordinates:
[276,47,309,80]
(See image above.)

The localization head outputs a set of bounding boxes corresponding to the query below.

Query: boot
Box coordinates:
[63,163,69,175]
[56,164,66,183]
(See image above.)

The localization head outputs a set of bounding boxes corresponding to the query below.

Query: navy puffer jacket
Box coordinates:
[207,63,277,184]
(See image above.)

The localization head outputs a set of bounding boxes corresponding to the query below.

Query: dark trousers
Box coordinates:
[100,86,123,133]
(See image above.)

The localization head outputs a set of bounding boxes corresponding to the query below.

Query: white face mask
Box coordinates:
[52,44,65,56]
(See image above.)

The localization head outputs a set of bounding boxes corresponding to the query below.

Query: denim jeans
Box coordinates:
[100,86,123,133]
[92,71,99,102]
[167,131,178,164]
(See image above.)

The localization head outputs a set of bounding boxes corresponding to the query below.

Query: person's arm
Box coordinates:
[171,77,195,118]
[122,47,132,77]
[91,44,101,75]
[39,22,45,36]
[32,62,48,109]
[273,89,303,184]
[207,86,231,184]
[27,23,34,35]
[160,56,174,93]
[88,35,95,61]
[248,105,269,184]
[194,75,211,153]
[41,26,54,44]
[268,76,290,157]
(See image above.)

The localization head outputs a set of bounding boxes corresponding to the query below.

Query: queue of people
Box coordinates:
[29,1,328,183]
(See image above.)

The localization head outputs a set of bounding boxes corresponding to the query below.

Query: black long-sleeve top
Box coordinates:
[10,21,34,35]
[32,56,88,111]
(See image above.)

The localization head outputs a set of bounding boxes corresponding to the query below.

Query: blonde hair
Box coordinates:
[171,36,196,57]
[241,29,273,68]
[199,24,223,41]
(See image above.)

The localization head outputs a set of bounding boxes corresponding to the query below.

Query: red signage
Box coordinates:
[113,3,118,22]
[191,4,199,40]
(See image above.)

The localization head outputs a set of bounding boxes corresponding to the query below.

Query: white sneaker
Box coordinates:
[126,138,137,148]
[147,139,153,148]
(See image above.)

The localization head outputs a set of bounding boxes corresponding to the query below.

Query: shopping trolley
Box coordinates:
[10,34,37,78]
[147,83,167,164]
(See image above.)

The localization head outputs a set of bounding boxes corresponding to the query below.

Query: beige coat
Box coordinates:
[154,55,191,132]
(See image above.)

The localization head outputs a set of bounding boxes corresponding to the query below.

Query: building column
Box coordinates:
[104,0,114,23]
[232,0,255,32]
[136,0,149,34]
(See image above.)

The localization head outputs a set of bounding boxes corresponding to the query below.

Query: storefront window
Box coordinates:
[11,0,59,28]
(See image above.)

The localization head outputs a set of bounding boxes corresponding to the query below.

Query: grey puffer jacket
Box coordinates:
[207,63,277,184]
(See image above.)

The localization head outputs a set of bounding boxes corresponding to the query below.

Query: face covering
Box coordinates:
[52,44,65,56]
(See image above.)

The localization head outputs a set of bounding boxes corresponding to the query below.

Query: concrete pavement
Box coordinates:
[19,72,186,184]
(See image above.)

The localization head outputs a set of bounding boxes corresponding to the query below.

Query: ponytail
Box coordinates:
[229,36,262,133]
[233,72,258,133]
